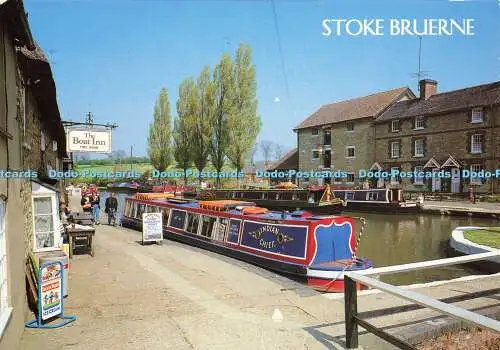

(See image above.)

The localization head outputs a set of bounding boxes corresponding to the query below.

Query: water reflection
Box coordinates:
[101,191,496,285]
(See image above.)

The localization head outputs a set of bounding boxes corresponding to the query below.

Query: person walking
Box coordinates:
[91,193,101,225]
[81,194,91,212]
[105,192,118,226]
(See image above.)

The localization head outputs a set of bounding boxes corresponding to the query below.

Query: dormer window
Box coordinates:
[391,120,400,132]
[471,108,483,123]
[414,116,424,130]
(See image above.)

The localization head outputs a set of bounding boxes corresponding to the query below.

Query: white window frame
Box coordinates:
[471,134,482,154]
[40,131,46,152]
[32,193,61,252]
[346,146,355,159]
[414,116,424,130]
[470,164,483,185]
[0,199,12,338]
[391,141,400,158]
[414,139,424,157]
[391,120,400,132]
[414,166,424,185]
[471,108,483,123]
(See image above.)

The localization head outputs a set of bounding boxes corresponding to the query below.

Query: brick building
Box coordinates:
[374,79,500,194]
[0,1,67,348]
[294,87,415,186]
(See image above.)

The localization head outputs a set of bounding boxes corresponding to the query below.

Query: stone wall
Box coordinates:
[374,106,500,193]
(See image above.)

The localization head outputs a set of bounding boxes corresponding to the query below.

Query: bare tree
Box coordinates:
[249,143,258,166]
[274,144,285,161]
[260,140,273,166]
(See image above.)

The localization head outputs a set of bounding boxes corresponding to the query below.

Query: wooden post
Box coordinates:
[344,276,359,349]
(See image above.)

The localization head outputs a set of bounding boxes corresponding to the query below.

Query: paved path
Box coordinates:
[19,196,500,350]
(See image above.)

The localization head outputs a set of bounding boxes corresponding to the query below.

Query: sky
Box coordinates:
[24,0,500,158]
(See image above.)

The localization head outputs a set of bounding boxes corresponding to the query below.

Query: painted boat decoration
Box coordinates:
[183,184,345,215]
[121,194,373,292]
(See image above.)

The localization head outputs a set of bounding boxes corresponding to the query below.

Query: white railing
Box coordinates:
[344,251,500,349]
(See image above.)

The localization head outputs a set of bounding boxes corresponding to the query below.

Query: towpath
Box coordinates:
[19,195,500,349]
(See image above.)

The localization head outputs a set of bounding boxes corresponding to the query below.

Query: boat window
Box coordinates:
[261,193,265,199]
[214,218,228,241]
[136,203,145,219]
[130,202,136,218]
[367,192,378,201]
[200,216,217,238]
[161,208,170,225]
[346,192,355,200]
[169,210,186,229]
[232,192,236,199]
[186,213,200,234]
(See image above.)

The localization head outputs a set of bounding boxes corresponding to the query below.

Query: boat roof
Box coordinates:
[130,196,331,222]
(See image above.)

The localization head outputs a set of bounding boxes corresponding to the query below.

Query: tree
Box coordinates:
[210,53,233,187]
[260,140,273,166]
[174,79,195,184]
[108,149,127,161]
[249,144,258,167]
[147,88,173,172]
[274,144,285,161]
[190,67,216,183]
[227,44,261,184]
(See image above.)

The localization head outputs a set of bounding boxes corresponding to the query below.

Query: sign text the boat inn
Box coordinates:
[66,128,112,153]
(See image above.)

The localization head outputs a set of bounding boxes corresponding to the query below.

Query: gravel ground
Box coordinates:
[416,328,500,350]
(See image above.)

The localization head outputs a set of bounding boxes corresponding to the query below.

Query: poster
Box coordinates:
[142,212,163,242]
[40,262,62,320]
[226,219,241,244]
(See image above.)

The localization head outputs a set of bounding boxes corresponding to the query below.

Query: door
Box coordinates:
[451,168,460,193]
[431,172,441,192]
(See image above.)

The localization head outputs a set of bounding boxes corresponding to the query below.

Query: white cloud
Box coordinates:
[274,97,280,102]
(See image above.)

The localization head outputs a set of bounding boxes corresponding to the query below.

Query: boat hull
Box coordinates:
[121,216,373,292]
[121,216,307,276]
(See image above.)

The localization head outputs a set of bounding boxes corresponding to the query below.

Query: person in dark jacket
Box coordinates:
[91,193,101,225]
[105,193,118,225]
[81,195,91,212]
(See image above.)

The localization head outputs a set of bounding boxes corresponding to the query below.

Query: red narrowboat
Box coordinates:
[121,194,373,292]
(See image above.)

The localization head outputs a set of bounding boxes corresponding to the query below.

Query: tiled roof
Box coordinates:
[268,148,298,170]
[376,81,500,122]
[294,87,412,130]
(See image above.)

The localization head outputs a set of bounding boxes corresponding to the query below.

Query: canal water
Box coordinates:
[99,191,496,285]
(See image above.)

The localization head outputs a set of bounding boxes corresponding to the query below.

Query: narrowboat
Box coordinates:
[330,188,419,213]
[120,194,373,292]
[183,185,345,215]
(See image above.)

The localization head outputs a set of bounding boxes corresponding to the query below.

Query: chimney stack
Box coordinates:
[419,79,438,100]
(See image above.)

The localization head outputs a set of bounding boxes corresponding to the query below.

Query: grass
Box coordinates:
[463,227,500,249]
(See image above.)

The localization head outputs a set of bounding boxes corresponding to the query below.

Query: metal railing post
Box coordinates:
[344,276,359,349]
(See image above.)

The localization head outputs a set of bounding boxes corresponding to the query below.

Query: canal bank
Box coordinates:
[19,194,500,349]
[419,200,500,220]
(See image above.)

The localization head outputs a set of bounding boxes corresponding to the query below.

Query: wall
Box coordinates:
[0,24,28,350]
[374,106,500,192]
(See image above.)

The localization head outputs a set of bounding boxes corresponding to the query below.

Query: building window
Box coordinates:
[312,150,319,160]
[471,108,483,123]
[471,134,482,154]
[391,120,400,132]
[346,122,354,131]
[40,131,46,151]
[414,139,424,157]
[470,164,483,185]
[391,141,400,158]
[323,130,331,146]
[311,128,319,136]
[414,116,424,130]
[414,166,424,184]
[346,146,355,158]
[391,167,399,184]
[52,141,58,152]
[346,173,355,183]
[0,199,9,333]
[33,196,59,251]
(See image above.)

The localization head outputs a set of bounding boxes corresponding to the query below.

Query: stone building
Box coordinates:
[267,148,298,185]
[294,87,415,186]
[374,79,500,194]
[0,1,67,348]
